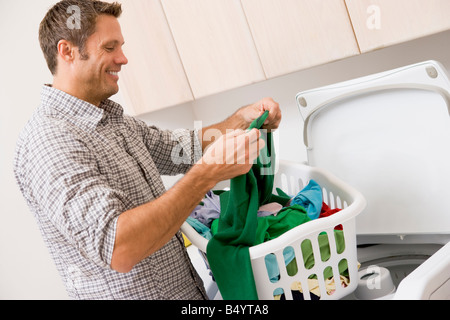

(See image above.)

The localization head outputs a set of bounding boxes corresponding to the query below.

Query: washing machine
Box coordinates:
[295,60,450,299]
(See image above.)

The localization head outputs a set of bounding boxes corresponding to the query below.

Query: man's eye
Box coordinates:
[105,47,114,52]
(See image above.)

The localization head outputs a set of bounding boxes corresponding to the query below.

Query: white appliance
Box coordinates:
[295,60,450,299]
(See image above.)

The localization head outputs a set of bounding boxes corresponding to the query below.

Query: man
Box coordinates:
[14,0,281,299]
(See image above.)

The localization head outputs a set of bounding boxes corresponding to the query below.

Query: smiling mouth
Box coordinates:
[107,71,119,76]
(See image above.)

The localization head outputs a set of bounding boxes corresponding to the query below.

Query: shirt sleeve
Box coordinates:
[124,116,203,176]
[19,124,131,270]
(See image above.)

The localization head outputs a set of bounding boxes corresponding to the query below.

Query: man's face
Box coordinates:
[73,14,128,105]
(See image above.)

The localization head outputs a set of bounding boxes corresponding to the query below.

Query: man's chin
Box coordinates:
[103,85,119,100]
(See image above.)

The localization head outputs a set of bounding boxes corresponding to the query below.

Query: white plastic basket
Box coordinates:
[181,159,366,300]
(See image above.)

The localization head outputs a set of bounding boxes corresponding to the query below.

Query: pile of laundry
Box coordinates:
[186,179,350,300]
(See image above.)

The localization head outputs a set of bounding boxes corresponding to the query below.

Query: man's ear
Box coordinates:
[56,39,76,63]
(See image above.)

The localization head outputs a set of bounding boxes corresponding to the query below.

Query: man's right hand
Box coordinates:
[198,128,265,183]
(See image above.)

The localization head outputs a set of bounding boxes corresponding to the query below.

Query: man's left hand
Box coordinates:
[241,97,282,131]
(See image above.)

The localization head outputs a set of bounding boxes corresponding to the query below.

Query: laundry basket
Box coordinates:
[181,159,366,300]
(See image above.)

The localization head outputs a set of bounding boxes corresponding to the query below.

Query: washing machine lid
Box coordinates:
[296,61,450,238]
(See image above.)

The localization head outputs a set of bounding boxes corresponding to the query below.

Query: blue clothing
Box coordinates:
[290,180,323,220]
[186,217,213,240]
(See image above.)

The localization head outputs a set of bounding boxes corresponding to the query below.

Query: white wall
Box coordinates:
[1,0,449,299]
[0,0,68,299]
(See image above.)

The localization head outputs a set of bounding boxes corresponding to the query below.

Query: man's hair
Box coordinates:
[39,0,122,75]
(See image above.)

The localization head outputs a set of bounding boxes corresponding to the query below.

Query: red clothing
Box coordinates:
[319,202,342,230]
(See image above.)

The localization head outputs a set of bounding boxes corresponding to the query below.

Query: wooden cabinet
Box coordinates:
[161,0,265,99]
[345,0,450,53]
[118,0,193,115]
[241,0,360,79]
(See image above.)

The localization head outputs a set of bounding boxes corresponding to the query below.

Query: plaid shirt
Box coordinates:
[13,85,207,300]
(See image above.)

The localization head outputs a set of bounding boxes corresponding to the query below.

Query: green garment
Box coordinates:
[210,204,308,239]
[206,111,290,300]
[254,204,310,245]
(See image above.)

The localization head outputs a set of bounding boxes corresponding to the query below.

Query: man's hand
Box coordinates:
[199,97,281,152]
[239,97,282,131]
[199,128,265,182]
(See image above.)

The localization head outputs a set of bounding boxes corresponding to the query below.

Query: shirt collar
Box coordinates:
[40,85,124,130]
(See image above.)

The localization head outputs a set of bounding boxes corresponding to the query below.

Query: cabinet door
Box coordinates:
[162,0,265,99]
[241,0,360,79]
[118,0,193,116]
[346,0,450,53]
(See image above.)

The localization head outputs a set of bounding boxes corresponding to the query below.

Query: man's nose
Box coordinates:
[116,48,128,65]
